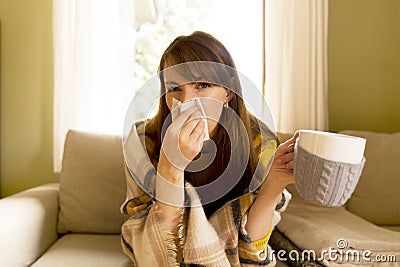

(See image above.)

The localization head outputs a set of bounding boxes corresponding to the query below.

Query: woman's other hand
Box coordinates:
[261,131,300,193]
[246,131,300,240]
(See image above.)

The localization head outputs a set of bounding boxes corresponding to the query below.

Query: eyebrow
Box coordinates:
[165,78,208,86]
[164,71,206,86]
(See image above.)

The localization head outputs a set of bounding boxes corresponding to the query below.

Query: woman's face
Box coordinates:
[164,80,230,137]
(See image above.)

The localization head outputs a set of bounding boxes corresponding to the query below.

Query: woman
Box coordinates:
[121,31,298,267]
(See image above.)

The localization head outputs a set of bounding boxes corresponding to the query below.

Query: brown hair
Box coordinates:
[144,31,276,195]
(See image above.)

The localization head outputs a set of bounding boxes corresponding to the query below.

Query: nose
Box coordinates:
[180,84,196,102]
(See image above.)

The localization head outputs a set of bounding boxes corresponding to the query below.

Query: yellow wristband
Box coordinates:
[253,227,272,251]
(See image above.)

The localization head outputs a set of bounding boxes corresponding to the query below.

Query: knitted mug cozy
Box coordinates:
[294,144,365,207]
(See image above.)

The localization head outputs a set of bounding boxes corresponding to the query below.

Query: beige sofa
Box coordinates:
[0,130,131,267]
[0,129,399,266]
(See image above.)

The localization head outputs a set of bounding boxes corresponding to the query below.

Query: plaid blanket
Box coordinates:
[120,122,291,267]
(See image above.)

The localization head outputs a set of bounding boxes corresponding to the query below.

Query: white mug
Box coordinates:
[294,130,366,207]
[298,130,366,164]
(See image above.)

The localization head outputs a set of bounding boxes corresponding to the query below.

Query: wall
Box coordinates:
[328,0,400,133]
[0,0,399,197]
[0,0,58,197]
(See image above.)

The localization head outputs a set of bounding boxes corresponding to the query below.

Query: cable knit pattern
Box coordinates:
[294,144,365,207]
[340,163,360,205]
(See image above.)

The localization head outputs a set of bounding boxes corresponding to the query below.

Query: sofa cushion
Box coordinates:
[31,234,131,267]
[58,130,129,234]
[339,130,400,226]
[278,195,400,266]
[382,226,400,233]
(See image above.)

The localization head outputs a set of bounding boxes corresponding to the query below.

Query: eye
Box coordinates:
[196,82,211,89]
[167,86,180,92]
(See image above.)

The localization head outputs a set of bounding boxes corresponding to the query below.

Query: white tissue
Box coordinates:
[171,97,210,141]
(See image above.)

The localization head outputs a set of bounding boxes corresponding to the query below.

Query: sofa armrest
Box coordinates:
[277,193,400,265]
[0,183,60,267]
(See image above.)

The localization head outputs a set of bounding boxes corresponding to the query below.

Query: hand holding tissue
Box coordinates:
[171,97,210,141]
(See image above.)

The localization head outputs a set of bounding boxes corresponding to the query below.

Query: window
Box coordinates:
[53,0,264,172]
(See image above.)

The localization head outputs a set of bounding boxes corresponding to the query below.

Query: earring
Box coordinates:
[224,102,228,109]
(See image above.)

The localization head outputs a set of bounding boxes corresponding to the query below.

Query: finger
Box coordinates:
[173,105,199,129]
[180,118,202,139]
[189,119,205,140]
[195,130,206,144]
[195,131,206,151]
[286,131,300,146]
[285,130,300,143]
[277,151,294,165]
[275,133,298,156]
[275,143,294,157]
[286,132,299,145]
[290,130,300,144]
[286,143,295,153]
[286,160,294,170]
[187,110,204,122]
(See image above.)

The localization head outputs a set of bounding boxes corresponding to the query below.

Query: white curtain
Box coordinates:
[265,0,329,133]
[53,0,136,172]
